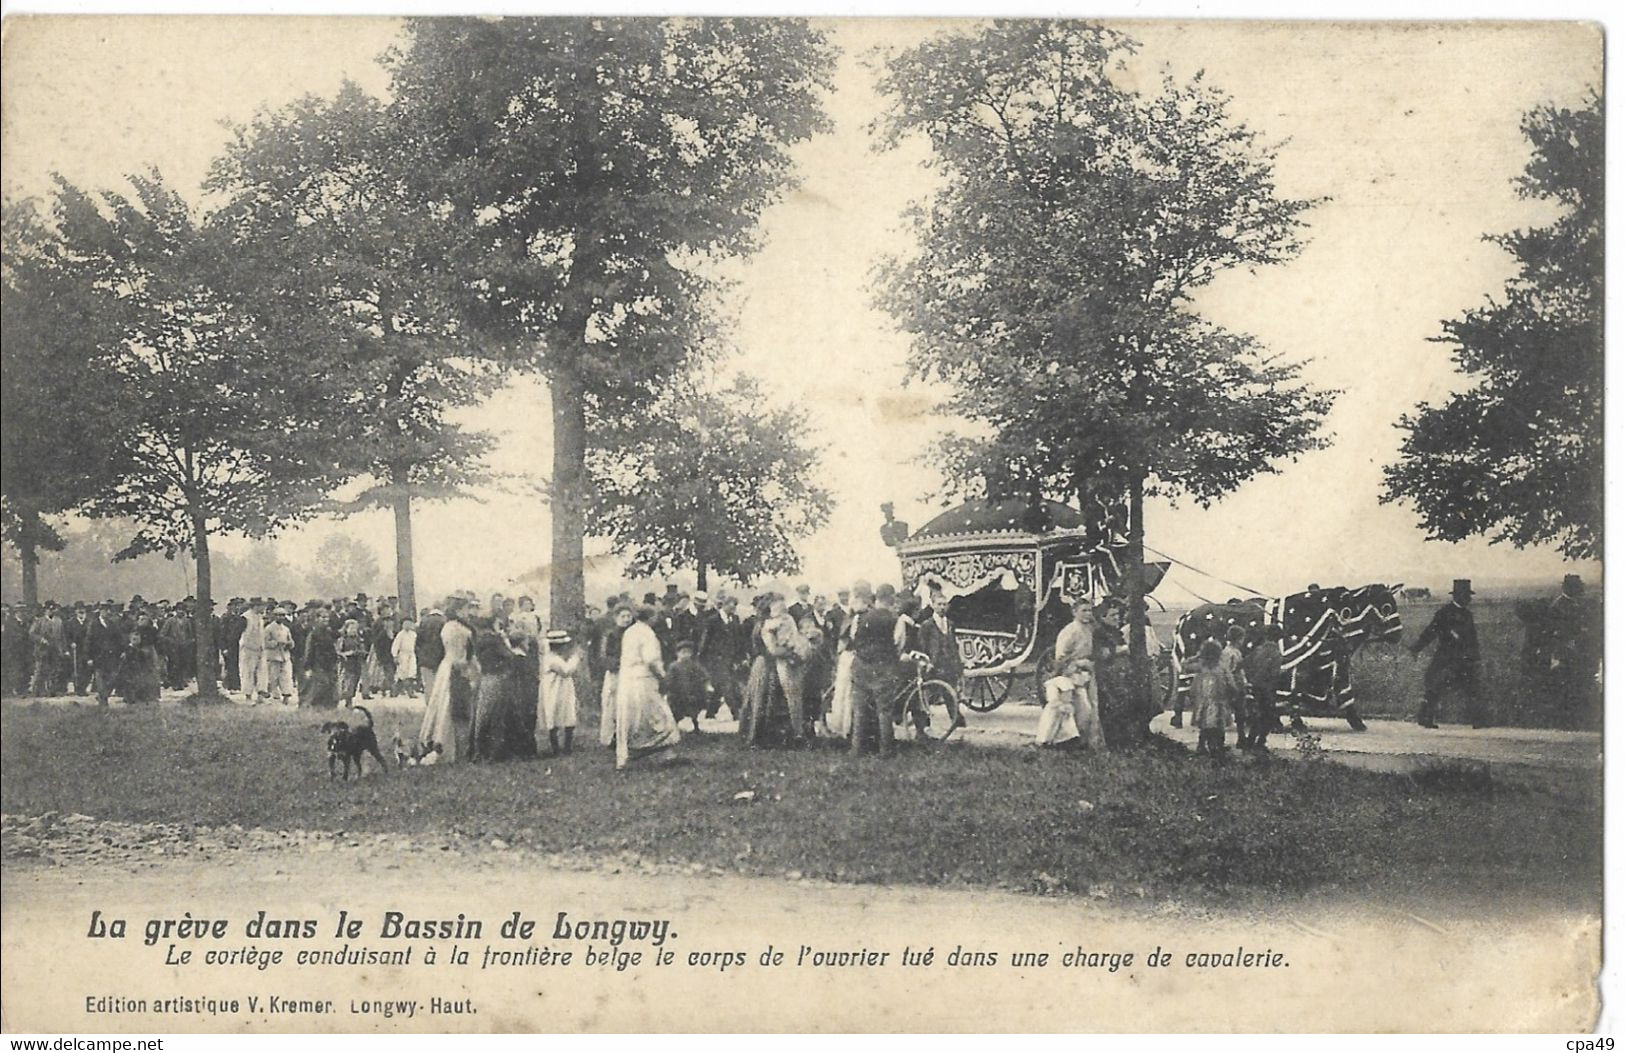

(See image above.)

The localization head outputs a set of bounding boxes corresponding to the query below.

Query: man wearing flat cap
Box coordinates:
[1410,579,1485,729]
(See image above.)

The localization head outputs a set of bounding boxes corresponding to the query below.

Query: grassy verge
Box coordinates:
[0,701,1601,909]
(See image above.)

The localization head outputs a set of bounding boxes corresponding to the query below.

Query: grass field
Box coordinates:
[0,700,1601,911]
[1146,598,1596,730]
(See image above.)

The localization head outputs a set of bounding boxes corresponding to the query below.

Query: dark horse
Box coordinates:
[1173,583,1404,730]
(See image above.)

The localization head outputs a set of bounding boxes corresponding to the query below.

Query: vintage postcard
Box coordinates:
[0,15,1605,1035]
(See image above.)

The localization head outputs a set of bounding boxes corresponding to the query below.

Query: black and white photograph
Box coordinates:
[0,12,1607,1036]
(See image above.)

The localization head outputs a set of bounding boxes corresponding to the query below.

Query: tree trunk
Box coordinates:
[192,515,220,701]
[392,489,417,619]
[18,515,40,609]
[549,356,588,630]
[696,559,709,593]
[1124,474,1151,735]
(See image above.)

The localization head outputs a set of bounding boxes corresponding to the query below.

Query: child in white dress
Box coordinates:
[538,629,581,756]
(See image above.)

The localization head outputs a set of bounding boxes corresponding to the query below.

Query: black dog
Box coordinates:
[321,706,387,780]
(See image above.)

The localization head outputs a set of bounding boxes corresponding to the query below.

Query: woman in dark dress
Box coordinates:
[469,616,519,762]
[362,614,396,698]
[739,596,808,748]
[119,617,162,704]
[301,610,338,709]
[1091,602,1133,749]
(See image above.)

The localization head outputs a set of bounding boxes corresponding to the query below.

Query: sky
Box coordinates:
[0,16,1603,607]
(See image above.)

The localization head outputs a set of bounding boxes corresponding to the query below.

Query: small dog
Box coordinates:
[392,736,443,769]
[321,706,387,780]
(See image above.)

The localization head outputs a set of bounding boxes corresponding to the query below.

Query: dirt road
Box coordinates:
[955,704,1601,773]
[15,689,1602,774]
[0,827,1600,1034]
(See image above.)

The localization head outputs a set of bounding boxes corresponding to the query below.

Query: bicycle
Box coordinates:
[820,652,964,741]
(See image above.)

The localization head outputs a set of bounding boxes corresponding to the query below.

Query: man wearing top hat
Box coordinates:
[1410,579,1485,729]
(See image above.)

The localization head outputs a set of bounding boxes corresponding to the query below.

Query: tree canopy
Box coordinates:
[1383,91,1603,561]
[587,375,831,589]
[874,21,1334,509]
[0,198,137,605]
[874,21,1334,718]
[207,81,507,615]
[382,16,836,622]
[53,170,364,693]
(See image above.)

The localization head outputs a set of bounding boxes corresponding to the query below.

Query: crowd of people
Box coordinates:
[1,572,1599,768]
[0,580,977,771]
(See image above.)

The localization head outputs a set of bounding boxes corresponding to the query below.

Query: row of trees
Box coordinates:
[4,20,1598,710]
[871,23,1600,713]
[0,522,384,605]
[2,18,836,697]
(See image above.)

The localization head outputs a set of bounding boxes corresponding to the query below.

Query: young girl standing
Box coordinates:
[391,618,420,697]
[538,629,581,756]
[1183,637,1233,757]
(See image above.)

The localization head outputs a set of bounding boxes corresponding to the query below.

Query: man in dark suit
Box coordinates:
[1546,574,1598,722]
[219,599,246,692]
[1410,578,1484,728]
[918,581,967,734]
[2,604,32,697]
[86,603,129,704]
[655,588,682,662]
[160,605,192,690]
[787,584,814,628]
[69,603,94,695]
[671,592,704,663]
[823,589,850,652]
[697,593,742,720]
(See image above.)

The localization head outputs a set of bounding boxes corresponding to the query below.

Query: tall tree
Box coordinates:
[587,375,831,590]
[207,82,506,619]
[0,199,135,606]
[1383,92,1603,561]
[53,172,360,698]
[874,22,1334,713]
[384,17,835,625]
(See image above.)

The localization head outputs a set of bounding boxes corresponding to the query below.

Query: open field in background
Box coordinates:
[0,701,1602,911]
[1139,597,1597,731]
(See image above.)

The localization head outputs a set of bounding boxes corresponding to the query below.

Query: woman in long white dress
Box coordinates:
[419,600,477,763]
[598,606,633,748]
[826,591,865,738]
[614,605,681,770]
